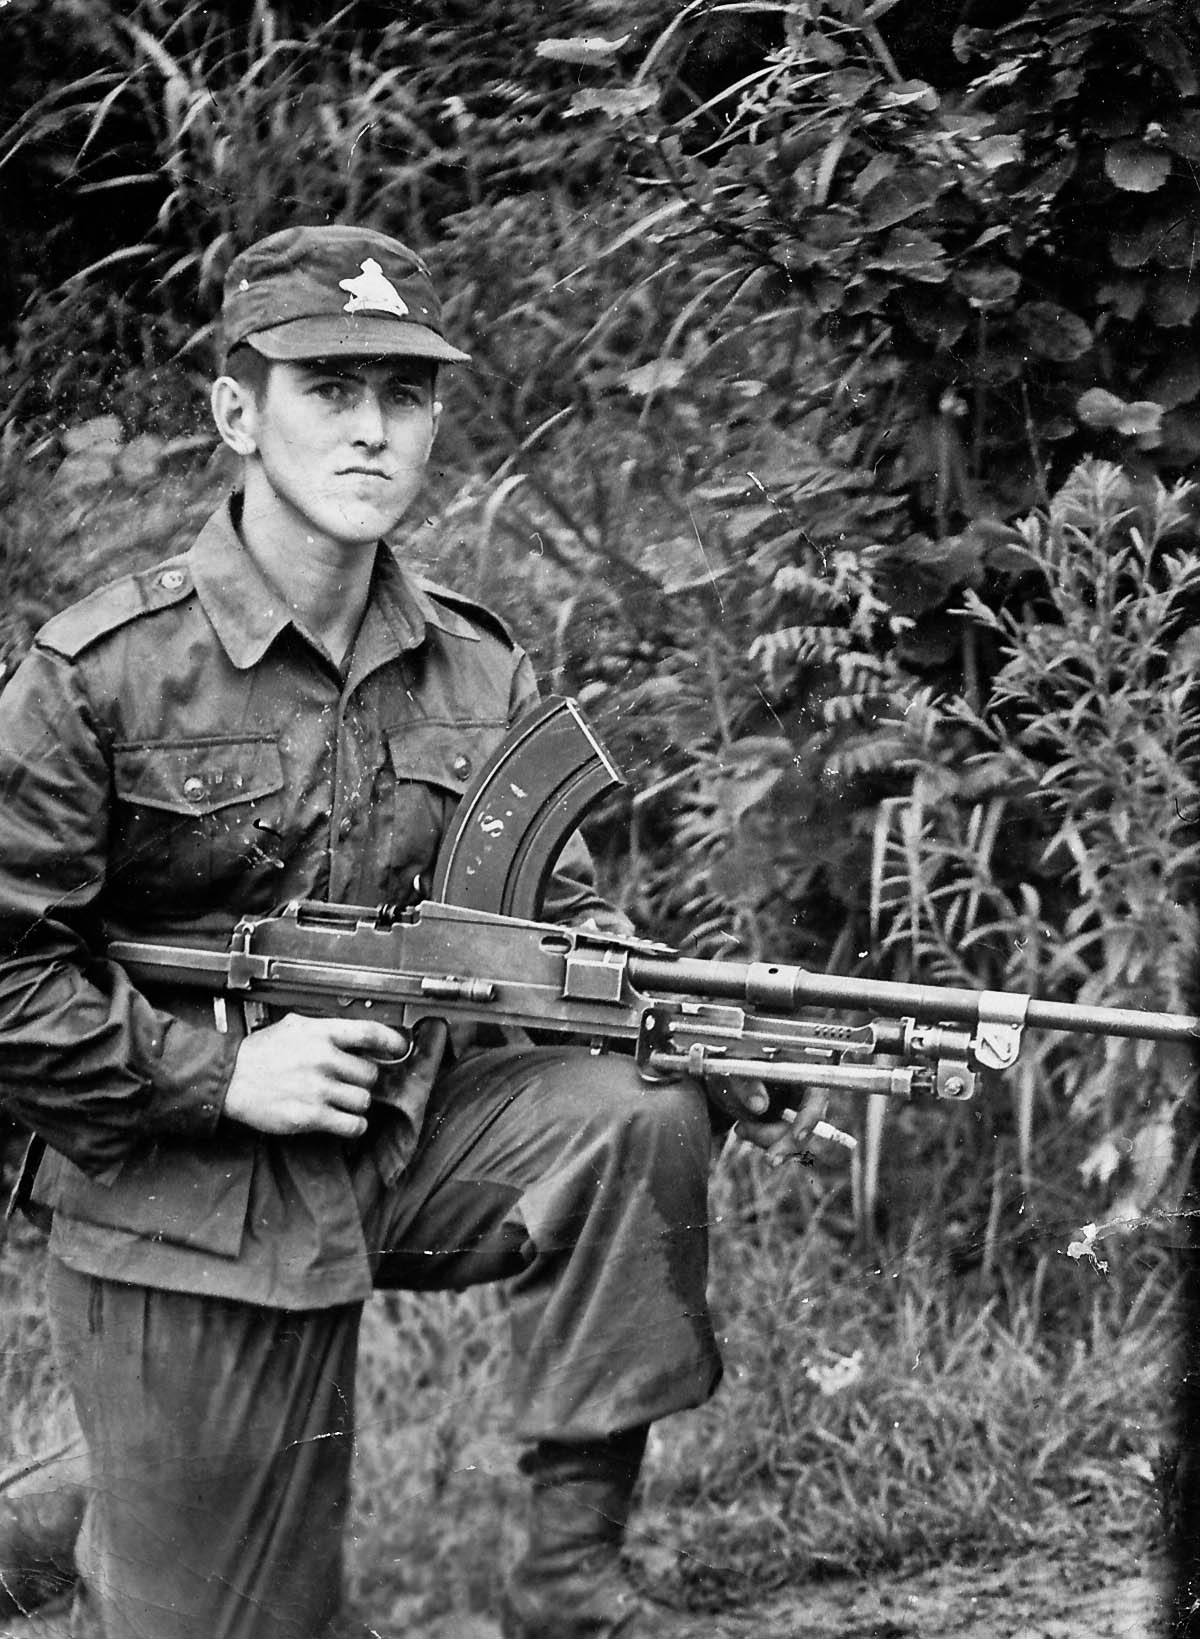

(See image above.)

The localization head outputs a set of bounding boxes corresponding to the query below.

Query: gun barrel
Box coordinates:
[1024,998,1199,1043]
[628,957,1200,1044]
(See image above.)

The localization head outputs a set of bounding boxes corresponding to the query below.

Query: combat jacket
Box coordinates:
[0,497,615,1308]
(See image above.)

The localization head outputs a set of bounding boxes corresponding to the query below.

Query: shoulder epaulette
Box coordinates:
[36,559,195,660]
[417,577,517,648]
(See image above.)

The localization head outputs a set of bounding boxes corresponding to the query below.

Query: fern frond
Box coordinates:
[823,734,913,779]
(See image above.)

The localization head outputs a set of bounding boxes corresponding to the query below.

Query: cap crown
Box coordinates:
[220,225,469,365]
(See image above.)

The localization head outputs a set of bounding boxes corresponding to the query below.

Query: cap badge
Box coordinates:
[339,259,410,318]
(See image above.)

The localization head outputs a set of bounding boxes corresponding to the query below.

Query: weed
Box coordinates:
[2,1177,1170,1627]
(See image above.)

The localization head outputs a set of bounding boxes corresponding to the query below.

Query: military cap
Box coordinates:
[220,224,470,365]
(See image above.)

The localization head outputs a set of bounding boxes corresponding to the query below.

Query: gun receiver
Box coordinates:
[105,696,1200,1118]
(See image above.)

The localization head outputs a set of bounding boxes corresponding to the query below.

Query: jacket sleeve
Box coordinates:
[506,653,635,937]
[0,645,238,1176]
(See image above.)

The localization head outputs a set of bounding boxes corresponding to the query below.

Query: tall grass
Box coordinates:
[3,1147,1169,1630]
[342,1147,1170,1625]
[651,1152,1169,1604]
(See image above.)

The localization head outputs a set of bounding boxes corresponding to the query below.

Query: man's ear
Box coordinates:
[211,375,259,457]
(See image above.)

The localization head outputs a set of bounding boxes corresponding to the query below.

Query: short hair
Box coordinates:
[223,343,272,403]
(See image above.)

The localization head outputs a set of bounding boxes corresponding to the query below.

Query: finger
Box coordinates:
[707,1076,771,1122]
[324,1078,373,1116]
[731,1118,792,1153]
[786,1089,830,1145]
[312,1106,370,1141]
[323,1048,381,1090]
[326,1018,411,1059]
[765,1127,814,1167]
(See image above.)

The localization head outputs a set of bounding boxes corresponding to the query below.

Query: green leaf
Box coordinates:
[1161,119,1200,163]
[865,533,983,618]
[535,35,630,67]
[719,765,784,824]
[894,618,961,668]
[1109,222,1163,269]
[1154,219,1200,269]
[850,152,898,200]
[871,228,947,280]
[566,85,659,120]
[62,415,123,454]
[859,180,927,233]
[1160,408,1200,462]
[1095,277,1145,321]
[1149,275,1200,328]
[1113,217,1200,270]
[1075,388,1126,428]
[1076,389,1163,441]
[1017,302,1092,363]
[620,357,687,396]
[723,505,782,546]
[954,264,1020,308]
[1143,29,1199,97]
[899,287,968,348]
[824,69,877,106]
[1142,353,1200,410]
[966,225,1012,253]
[882,79,940,112]
[972,133,1023,170]
[1104,142,1172,193]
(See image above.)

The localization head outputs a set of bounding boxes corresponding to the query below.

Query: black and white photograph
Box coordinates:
[0,4,1197,1636]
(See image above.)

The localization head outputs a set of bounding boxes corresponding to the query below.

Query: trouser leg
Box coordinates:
[361,1042,723,1637]
[45,1258,360,1639]
[364,1044,722,1440]
[32,1046,720,1636]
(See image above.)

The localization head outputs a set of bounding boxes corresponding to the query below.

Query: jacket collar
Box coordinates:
[187,496,478,671]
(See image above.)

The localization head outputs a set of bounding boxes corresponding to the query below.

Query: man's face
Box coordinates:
[235,357,440,550]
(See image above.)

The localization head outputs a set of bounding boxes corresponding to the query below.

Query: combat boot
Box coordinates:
[0,1436,88,1616]
[501,1431,720,1639]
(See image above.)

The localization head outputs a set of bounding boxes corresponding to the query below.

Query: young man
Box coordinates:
[0,225,824,1638]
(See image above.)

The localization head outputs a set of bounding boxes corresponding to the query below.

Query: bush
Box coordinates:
[870,462,1200,1219]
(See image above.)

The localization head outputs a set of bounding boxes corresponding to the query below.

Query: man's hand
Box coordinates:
[222,1014,411,1139]
[704,1075,832,1167]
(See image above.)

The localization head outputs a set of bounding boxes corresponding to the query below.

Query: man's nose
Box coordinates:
[350,391,388,446]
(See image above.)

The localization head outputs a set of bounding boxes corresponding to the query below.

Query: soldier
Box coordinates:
[0,225,825,1638]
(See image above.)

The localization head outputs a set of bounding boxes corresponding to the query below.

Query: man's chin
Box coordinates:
[332,507,409,544]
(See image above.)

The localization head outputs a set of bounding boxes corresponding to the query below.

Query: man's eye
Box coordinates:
[313,380,351,401]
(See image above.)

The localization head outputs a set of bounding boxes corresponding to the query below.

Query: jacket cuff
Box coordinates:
[139,1012,241,1138]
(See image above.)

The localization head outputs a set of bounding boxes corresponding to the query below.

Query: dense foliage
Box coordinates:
[1,0,1197,1246]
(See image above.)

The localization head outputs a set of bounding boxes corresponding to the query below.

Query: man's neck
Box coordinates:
[237,486,378,670]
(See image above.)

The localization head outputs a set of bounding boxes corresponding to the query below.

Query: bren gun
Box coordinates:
[107,699,1200,1128]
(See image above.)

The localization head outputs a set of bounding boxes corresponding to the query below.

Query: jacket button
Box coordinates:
[338,816,353,839]
[183,775,206,802]
[158,569,186,591]
[451,753,472,780]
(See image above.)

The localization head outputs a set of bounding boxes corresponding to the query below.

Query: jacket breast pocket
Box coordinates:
[380,719,505,901]
[110,735,285,911]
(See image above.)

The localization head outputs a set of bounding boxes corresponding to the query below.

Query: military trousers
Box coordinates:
[46,1044,721,1639]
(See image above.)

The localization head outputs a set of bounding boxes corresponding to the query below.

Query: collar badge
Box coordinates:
[339,259,410,318]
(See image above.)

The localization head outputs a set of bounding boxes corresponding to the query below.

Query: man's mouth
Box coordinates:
[340,466,392,480]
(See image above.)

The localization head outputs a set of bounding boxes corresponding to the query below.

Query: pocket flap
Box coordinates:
[384,720,504,795]
[113,736,284,816]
